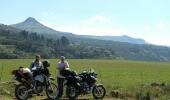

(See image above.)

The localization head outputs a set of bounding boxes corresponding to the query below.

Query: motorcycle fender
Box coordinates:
[95,84,103,86]
[93,84,103,88]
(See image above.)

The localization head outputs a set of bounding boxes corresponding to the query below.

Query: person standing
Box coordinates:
[30,55,43,76]
[57,56,69,98]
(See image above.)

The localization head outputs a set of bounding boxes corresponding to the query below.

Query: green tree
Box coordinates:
[60,36,70,46]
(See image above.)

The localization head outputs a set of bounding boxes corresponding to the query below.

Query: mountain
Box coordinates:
[11,17,75,39]
[11,17,146,44]
[1,23,170,61]
[83,35,147,44]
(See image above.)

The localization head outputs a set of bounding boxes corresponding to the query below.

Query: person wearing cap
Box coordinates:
[57,56,69,98]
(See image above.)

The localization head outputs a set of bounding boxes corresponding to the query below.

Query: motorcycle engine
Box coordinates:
[82,82,90,93]
[33,75,44,94]
[34,81,44,93]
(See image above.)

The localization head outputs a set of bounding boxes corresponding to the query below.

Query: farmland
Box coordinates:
[0,59,170,99]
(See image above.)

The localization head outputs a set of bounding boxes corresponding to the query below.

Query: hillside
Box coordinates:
[0,19,170,61]
[0,24,115,59]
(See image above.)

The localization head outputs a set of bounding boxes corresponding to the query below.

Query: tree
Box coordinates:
[60,36,70,46]
[20,30,28,39]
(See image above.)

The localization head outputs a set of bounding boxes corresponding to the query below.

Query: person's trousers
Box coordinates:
[57,77,65,97]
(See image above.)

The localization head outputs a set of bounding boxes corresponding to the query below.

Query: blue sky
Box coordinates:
[0,0,170,46]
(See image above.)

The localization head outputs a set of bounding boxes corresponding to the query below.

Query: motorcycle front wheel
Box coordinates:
[46,83,58,100]
[15,84,29,100]
[92,84,106,99]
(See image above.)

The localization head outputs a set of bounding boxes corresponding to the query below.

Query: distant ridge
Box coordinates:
[10,17,147,44]
[82,35,147,44]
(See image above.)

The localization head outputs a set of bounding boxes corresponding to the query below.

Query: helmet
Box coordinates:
[42,60,50,68]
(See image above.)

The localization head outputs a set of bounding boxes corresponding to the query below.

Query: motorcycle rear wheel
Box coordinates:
[15,84,29,100]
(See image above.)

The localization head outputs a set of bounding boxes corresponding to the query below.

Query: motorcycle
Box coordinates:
[62,68,106,99]
[12,61,57,100]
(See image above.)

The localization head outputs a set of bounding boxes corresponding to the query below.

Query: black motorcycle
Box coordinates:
[12,61,57,100]
[62,68,106,99]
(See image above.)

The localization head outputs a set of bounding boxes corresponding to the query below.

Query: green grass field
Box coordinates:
[0,59,170,99]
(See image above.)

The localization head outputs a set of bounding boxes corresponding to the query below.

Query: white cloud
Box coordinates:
[82,15,112,25]
[40,15,126,36]
[156,21,166,30]
[91,15,111,23]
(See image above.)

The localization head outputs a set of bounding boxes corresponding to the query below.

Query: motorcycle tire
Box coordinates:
[92,84,106,99]
[46,83,58,100]
[66,85,78,100]
[15,84,29,100]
